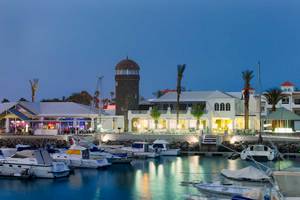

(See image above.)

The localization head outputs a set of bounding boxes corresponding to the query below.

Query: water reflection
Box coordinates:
[0,156,299,200]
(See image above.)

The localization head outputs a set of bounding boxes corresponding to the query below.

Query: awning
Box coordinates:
[8,108,31,121]
[264,107,300,121]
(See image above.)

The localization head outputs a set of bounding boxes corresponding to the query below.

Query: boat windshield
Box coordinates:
[11,154,28,159]
[252,146,266,151]
[153,144,164,149]
[132,143,144,149]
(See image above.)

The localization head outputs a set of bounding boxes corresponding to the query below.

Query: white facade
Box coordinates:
[128,90,260,134]
[261,82,300,116]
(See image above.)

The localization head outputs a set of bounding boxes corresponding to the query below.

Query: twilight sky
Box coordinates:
[1,0,300,101]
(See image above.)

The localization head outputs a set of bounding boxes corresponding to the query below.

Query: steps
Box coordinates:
[201,134,217,144]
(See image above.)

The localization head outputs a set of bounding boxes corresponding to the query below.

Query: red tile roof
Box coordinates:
[281,81,295,87]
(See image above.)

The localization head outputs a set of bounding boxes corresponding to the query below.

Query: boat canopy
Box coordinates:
[11,150,53,165]
[153,140,169,144]
[221,166,270,181]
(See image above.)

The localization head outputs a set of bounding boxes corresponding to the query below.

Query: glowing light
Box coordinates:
[188,136,199,143]
[230,136,238,144]
[274,128,293,133]
[25,124,29,132]
[101,134,110,142]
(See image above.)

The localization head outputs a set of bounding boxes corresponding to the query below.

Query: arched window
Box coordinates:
[226,103,231,111]
[214,103,219,111]
[220,103,225,111]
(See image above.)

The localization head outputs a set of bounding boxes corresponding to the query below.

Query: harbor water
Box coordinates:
[1,156,299,200]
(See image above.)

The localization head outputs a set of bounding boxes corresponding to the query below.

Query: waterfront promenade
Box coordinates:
[1,133,300,154]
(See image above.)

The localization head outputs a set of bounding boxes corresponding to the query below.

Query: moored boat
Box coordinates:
[0,149,70,179]
[151,139,180,156]
[194,182,260,197]
[272,168,300,199]
[240,145,276,161]
[122,142,160,158]
[51,145,111,169]
[90,147,132,164]
[221,166,270,182]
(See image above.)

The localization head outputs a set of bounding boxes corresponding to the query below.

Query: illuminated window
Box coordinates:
[226,103,231,111]
[214,103,219,111]
[220,103,225,111]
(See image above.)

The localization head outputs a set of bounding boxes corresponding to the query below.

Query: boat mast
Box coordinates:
[257,61,263,141]
[94,76,104,132]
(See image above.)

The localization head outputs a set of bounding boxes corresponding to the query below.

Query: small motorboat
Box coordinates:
[221,166,270,182]
[89,146,132,164]
[150,139,180,156]
[272,168,300,198]
[0,149,70,179]
[240,145,276,161]
[194,182,259,197]
[122,142,160,159]
[51,145,111,169]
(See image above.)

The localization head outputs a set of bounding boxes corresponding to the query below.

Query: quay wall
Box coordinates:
[0,135,68,148]
[97,133,200,143]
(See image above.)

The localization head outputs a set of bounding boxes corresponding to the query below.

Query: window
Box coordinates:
[294,99,300,105]
[214,103,219,111]
[282,97,289,104]
[226,103,231,111]
[220,103,225,111]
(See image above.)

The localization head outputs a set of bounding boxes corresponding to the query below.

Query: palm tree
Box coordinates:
[191,104,205,130]
[1,98,9,103]
[242,70,254,130]
[150,106,161,129]
[263,88,283,112]
[176,64,186,126]
[29,79,39,102]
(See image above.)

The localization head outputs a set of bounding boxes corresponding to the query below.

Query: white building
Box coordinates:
[261,81,300,115]
[261,81,300,132]
[128,90,260,134]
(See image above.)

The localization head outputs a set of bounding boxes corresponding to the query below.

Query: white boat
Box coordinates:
[0,148,17,159]
[51,145,111,169]
[0,149,70,179]
[240,145,276,161]
[122,142,160,158]
[194,182,260,197]
[151,139,181,156]
[90,149,132,164]
[272,168,300,199]
[221,166,270,182]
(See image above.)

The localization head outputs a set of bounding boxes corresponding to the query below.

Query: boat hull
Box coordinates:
[0,163,70,179]
[194,183,257,197]
[160,149,180,156]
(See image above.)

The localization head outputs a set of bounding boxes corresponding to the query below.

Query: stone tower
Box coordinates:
[115,57,140,117]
